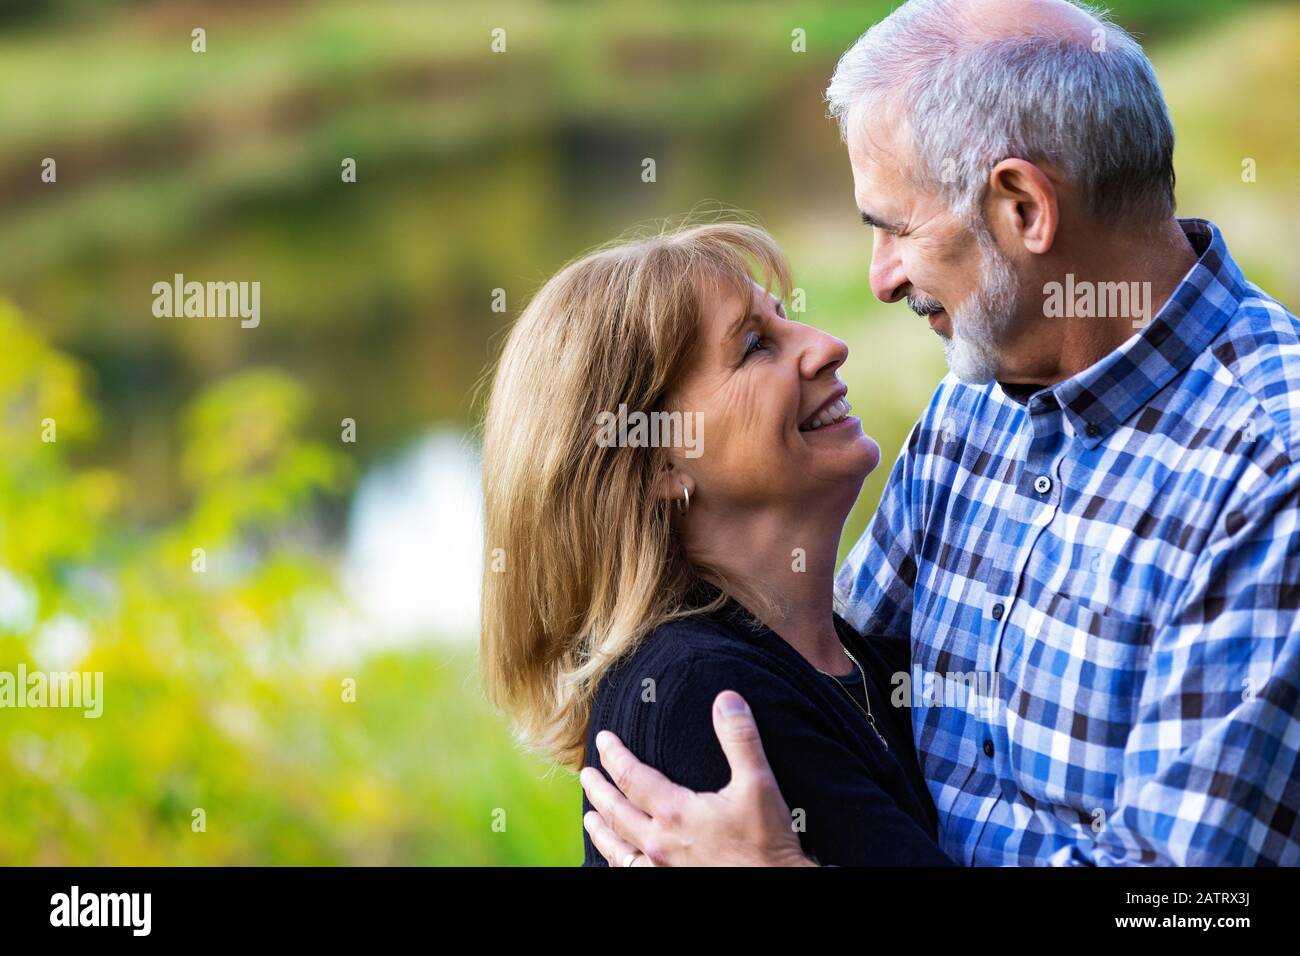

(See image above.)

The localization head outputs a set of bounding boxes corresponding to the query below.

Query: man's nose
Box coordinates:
[869,238,908,304]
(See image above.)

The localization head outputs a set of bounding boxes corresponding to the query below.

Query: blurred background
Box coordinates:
[0,0,1294,865]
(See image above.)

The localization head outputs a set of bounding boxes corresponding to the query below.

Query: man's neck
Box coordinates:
[1000,218,1198,386]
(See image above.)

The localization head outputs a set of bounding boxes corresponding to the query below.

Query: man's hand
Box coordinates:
[580,689,816,866]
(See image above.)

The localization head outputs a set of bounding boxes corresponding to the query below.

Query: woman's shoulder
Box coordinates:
[592,617,726,712]
[585,610,829,793]
[591,609,825,737]
[603,608,796,691]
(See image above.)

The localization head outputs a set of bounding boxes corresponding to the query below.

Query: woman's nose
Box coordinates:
[799,327,848,380]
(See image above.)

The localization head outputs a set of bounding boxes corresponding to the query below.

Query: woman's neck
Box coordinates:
[686,506,848,675]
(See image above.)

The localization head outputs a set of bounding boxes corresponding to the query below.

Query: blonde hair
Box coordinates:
[479,220,792,768]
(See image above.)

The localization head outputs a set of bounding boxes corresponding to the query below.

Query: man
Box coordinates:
[580,0,1300,866]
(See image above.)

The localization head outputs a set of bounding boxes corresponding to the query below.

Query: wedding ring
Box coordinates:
[620,851,640,868]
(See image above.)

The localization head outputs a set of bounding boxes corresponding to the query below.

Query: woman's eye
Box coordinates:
[743,332,767,358]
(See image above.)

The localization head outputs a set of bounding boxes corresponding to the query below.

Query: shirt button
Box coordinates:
[991,603,1004,621]
[983,740,995,757]
[1033,475,1052,495]
[1086,422,1100,438]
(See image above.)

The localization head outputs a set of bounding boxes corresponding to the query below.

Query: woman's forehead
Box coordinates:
[697,273,775,323]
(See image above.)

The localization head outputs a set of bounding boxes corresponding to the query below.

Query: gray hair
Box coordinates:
[825,0,1176,226]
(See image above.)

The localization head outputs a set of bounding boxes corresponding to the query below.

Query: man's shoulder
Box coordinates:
[923,372,1005,419]
[1205,284,1300,455]
[905,373,1019,454]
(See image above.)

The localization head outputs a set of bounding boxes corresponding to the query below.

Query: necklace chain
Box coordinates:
[817,641,889,751]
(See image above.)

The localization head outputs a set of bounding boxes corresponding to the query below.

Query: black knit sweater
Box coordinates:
[580,586,955,866]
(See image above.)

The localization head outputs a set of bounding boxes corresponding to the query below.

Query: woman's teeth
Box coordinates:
[800,397,852,431]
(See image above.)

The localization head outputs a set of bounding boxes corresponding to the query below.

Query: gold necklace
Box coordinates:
[817,642,889,751]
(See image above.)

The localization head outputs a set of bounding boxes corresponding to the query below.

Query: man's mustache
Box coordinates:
[907,293,945,317]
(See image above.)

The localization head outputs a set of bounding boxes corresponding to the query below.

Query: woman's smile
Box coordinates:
[799,391,856,433]
[802,411,861,436]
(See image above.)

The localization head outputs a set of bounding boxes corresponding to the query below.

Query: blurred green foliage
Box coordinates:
[0,0,1295,864]
[0,300,577,864]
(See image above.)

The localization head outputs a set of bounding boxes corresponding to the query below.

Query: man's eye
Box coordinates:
[743,332,767,358]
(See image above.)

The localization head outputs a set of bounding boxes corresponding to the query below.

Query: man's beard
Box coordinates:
[909,234,1019,385]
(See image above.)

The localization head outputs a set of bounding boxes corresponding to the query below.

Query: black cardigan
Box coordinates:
[580,588,955,866]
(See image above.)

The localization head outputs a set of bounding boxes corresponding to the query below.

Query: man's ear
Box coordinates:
[985,158,1059,256]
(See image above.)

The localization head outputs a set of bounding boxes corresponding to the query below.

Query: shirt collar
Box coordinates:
[1001,219,1248,448]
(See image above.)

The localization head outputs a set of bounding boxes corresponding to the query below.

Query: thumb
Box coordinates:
[711,691,775,785]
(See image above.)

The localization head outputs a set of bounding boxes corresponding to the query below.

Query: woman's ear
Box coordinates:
[656,465,694,511]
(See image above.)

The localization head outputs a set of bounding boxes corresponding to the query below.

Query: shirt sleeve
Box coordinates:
[655,652,956,867]
[834,419,923,640]
[1046,468,1300,866]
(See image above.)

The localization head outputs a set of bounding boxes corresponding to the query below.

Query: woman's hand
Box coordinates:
[580,690,817,867]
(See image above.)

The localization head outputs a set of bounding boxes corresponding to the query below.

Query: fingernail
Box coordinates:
[595,730,612,751]
[716,691,749,716]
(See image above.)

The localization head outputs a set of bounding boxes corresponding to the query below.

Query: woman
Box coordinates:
[479,221,953,866]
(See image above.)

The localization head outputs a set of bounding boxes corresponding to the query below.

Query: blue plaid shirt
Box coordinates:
[835,219,1300,866]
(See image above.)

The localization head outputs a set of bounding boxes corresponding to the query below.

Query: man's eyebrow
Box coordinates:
[860,210,903,234]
